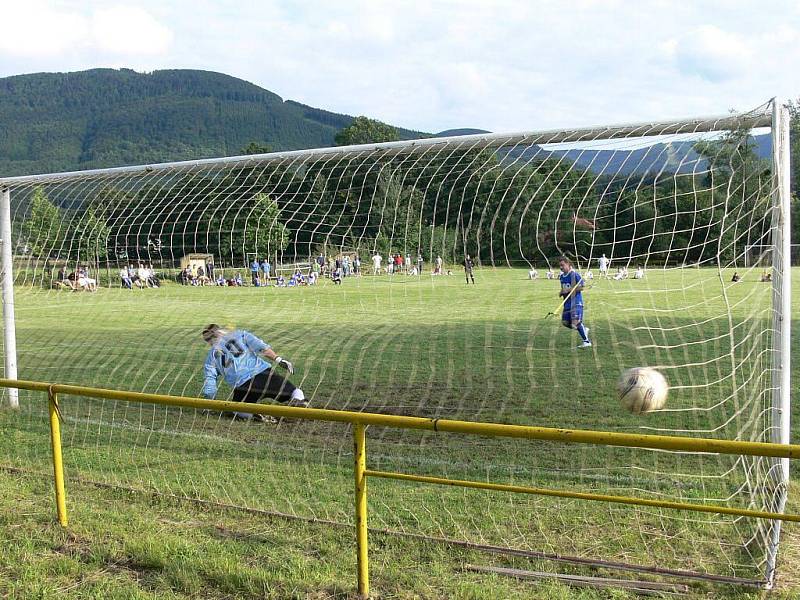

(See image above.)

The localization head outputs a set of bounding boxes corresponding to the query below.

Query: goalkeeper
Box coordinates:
[200,324,308,421]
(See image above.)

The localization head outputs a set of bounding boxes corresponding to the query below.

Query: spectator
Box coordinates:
[342,255,350,277]
[120,267,132,289]
[77,266,97,292]
[416,254,424,274]
[353,256,361,276]
[261,259,271,285]
[250,258,260,286]
[405,254,412,273]
[146,264,159,287]
[206,261,215,281]
[196,265,211,286]
[395,253,403,273]
[136,263,148,287]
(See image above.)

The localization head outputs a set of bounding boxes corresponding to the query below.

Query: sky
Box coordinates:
[0,0,798,134]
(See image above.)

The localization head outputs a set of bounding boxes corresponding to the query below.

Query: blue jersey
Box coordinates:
[250,261,260,272]
[201,330,271,398]
[559,269,584,310]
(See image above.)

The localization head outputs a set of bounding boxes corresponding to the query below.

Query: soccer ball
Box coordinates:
[617,367,668,414]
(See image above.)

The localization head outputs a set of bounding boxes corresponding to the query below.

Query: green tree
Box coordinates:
[210,192,289,263]
[334,116,400,146]
[68,205,111,267]
[240,142,273,155]
[19,187,63,257]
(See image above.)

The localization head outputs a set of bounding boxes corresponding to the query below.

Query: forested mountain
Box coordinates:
[0,69,426,176]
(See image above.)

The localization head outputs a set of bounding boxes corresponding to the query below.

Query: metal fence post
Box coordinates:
[354,423,369,598]
[48,387,68,526]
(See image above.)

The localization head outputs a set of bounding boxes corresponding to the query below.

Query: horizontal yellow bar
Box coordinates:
[364,469,800,523]
[0,377,798,460]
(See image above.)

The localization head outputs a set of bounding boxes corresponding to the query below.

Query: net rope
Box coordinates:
[0,100,788,584]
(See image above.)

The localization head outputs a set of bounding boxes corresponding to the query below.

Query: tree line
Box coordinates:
[13,115,781,274]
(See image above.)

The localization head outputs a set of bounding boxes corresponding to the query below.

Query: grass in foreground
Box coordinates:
[1,267,799,596]
[2,469,799,599]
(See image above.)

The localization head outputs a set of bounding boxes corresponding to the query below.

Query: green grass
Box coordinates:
[1,266,799,598]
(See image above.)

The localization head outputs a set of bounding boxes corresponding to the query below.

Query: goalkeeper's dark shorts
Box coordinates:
[233,368,296,404]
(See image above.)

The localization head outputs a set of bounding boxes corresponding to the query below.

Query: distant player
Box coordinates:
[598,254,609,278]
[558,257,591,348]
[372,253,382,275]
[463,254,475,284]
[200,324,308,422]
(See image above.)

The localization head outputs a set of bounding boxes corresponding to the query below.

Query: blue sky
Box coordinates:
[1,0,798,134]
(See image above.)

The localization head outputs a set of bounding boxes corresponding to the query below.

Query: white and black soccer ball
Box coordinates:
[617,367,668,414]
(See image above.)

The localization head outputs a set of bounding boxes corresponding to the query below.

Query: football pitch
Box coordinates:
[0,267,798,599]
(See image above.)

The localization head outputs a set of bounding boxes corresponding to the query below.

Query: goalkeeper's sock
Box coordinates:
[288,388,309,408]
[577,323,590,343]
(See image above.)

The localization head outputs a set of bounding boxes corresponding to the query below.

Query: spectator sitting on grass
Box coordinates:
[77,267,97,292]
[120,267,132,289]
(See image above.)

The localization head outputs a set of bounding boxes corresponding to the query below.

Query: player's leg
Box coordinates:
[245,368,308,407]
[572,305,591,347]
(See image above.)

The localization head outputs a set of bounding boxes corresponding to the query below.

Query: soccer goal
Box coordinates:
[0,100,791,588]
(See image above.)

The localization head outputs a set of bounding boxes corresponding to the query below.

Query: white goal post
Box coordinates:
[0,99,791,588]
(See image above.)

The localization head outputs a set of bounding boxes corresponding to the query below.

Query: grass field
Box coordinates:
[1,266,798,599]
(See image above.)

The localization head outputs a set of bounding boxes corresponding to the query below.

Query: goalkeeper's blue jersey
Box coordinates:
[202,330,271,398]
[559,269,584,310]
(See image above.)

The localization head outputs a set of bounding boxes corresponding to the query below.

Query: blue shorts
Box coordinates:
[562,304,584,324]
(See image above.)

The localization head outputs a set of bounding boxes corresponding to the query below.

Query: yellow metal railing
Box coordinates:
[1,377,798,599]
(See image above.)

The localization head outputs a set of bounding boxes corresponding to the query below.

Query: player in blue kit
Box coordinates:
[200,324,308,421]
[558,257,592,348]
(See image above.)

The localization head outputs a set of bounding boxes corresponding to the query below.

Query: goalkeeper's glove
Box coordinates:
[275,356,294,374]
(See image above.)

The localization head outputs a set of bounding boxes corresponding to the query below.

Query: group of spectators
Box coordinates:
[315,254,361,280]
[119,264,160,289]
[370,253,434,276]
[528,263,645,281]
[56,264,98,292]
[181,262,249,287]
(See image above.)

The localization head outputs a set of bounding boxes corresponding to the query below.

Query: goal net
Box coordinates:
[0,100,791,587]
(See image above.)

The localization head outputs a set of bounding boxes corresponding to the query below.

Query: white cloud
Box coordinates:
[92,6,173,55]
[670,26,753,82]
[0,2,172,60]
[0,1,797,134]
[0,2,88,57]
